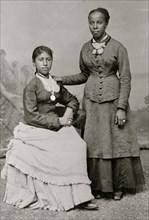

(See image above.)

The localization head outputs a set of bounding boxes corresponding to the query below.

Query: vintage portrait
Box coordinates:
[0,1,148,219]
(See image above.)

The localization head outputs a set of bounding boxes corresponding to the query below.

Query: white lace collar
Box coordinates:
[36,73,60,97]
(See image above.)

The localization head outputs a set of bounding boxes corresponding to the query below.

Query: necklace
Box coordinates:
[36,73,56,101]
[92,34,110,56]
[92,42,106,55]
[50,80,56,101]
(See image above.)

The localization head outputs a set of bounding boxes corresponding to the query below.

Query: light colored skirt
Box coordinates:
[1,123,93,211]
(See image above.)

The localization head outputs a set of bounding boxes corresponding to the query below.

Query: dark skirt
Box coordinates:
[83,98,145,194]
[87,157,145,194]
[83,98,140,158]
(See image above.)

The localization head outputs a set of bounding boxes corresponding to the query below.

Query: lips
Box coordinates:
[93,31,99,34]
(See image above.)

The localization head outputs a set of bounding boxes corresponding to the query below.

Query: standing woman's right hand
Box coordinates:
[115,109,126,127]
[53,76,62,82]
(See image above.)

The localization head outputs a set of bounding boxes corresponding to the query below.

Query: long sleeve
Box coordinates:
[62,50,90,85]
[58,85,79,113]
[23,82,61,130]
[117,46,131,110]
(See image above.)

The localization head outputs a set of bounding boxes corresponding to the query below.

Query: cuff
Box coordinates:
[47,117,61,130]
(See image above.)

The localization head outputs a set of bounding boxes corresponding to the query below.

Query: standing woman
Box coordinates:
[61,8,145,200]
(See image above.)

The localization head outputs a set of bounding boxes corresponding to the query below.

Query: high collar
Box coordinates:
[91,34,111,45]
[35,72,51,79]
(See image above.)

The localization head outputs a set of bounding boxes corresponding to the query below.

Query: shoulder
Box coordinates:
[57,82,70,94]
[24,76,40,91]
[109,37,127,51]
[81,40,92,51]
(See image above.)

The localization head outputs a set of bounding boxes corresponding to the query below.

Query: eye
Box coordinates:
[97,21,103,25]
[38,58,43,61]
[89,21,94,25]
[47,58,52,61]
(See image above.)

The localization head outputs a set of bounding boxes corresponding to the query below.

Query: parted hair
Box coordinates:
[88,8,110,24]
[32,46,53,62]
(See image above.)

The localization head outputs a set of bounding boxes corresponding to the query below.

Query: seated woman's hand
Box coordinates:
[59,116,73,126]
[64,107,73,120]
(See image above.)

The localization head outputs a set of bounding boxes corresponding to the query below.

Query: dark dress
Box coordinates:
[62,35,145,195]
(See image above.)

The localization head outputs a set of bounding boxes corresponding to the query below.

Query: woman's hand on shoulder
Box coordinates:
[115,109,126,128]
[53,76,62,82]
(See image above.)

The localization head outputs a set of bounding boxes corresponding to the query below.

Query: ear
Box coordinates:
[105,23,108,29]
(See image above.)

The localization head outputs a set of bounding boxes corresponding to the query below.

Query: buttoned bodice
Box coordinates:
[62,37,131,110]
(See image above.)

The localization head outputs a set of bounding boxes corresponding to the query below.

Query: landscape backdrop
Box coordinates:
[0,0,148,154]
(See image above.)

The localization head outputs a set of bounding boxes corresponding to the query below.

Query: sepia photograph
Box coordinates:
[0,0,148,219]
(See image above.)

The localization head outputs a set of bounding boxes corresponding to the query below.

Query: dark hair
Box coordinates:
[88,8,110,24]
[32,46,53,62]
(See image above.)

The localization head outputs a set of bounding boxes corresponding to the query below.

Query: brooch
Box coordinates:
[92,42,106,55]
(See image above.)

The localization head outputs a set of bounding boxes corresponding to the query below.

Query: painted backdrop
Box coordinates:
[1,0,148,109]
[0,0,148,152]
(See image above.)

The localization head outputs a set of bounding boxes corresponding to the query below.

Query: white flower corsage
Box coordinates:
[92,42,106,55]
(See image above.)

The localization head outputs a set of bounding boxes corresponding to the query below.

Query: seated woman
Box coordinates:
[1,46,98,211]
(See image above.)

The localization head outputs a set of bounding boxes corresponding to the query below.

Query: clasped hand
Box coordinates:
[59,107,73,127]
[59,115,73,126]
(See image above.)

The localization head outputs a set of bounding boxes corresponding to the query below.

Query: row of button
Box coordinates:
[95,57,103,75]
[99,75,103,97]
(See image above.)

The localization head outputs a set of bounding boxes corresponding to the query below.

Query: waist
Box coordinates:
[84,75,120,103]
[89,70,117,78]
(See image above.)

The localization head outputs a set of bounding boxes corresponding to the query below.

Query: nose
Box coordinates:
[93,22,98,29]
[43,59,47,66]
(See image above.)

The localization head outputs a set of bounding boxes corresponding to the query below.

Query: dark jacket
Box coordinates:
[62,37,131,111]
[23,76,79,130]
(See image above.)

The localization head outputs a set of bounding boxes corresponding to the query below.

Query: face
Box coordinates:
[88,11,108,41]
[33,51,53,76]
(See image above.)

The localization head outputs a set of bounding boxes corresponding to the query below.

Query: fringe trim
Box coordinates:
[4,156,91,186]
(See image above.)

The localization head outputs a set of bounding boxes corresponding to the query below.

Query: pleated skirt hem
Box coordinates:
[3,165,94,211]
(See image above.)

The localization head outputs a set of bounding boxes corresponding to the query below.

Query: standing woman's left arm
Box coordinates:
[117,45,131,110]
[115,45,131,126]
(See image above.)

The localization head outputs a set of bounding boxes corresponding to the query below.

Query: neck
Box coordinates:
[36,72,50,79]
[94,32,106,43]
